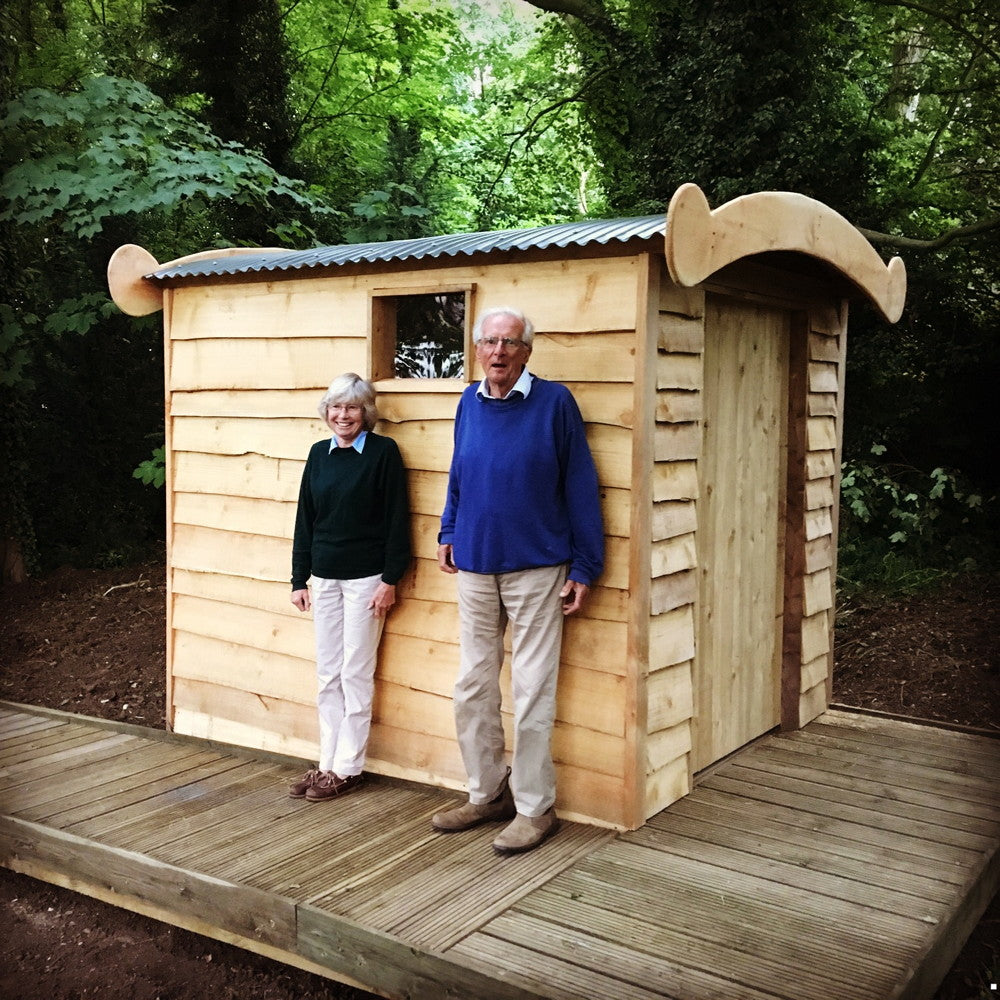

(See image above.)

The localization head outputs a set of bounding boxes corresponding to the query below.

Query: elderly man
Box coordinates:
[433,306,604,855]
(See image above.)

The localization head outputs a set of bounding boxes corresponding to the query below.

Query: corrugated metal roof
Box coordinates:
[148,215,667,281]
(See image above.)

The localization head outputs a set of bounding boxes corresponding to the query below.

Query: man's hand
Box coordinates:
[291,588,311,612]
[438,543,458,574]
[560,578,589,615]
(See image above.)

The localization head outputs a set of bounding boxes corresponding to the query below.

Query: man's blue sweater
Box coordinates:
[439,375,604,584]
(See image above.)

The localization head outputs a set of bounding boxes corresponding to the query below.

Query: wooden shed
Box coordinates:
[108,183,906,831]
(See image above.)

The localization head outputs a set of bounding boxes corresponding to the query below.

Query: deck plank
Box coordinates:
[231,786,443,895]
[0,713,68,740]
[759,735,1000,814]
[728,752,1000,834]
[639,804,958,903]
[3,742,209,819]
[139,777,319,867]
[44,752,246,829]
[352,822,612,950]
[668,785,975,882]
[0,813,298,952]
[701,771,990,858]
[811,713,1000,774]
[776,728,1000,801]
[84,761,288,849]
[0,730,140,778]
[455,910,802,1000]
[503,871,904,1000]
[0,724,123,766]
[572,843,931,953]
[450,926,674,1000]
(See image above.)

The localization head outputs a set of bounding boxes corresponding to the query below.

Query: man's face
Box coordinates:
[476,313,530,398]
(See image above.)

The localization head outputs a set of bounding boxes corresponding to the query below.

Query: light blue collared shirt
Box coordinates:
[476,367,533,401]
[329,430,368,454]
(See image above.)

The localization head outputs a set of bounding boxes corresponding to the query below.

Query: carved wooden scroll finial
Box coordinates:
[665,183,906,323]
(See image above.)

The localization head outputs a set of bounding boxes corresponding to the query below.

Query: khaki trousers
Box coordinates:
[454,564,567,818]
[312,574,385,776]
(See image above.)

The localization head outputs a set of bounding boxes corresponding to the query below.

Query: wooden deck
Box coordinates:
[1,701,997,1000]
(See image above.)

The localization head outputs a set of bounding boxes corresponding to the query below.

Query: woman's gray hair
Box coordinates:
[318,373,378,431]
[473,306,535,346]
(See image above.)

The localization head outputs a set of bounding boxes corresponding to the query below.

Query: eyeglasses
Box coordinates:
[478,336,527,351]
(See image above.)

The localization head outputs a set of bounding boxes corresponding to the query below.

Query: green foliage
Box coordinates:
[0,304,35,388]
[435,0,608,230]
[347,184,432,243]
[2,0,998,586]
[838,444,996,596]
[0,68,335,571]
[525,0,875,216]
[147,0,297,174]
[133,447,166,489]
[0,75,332,243]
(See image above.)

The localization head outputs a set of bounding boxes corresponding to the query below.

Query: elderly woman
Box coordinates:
[288,373,410,802]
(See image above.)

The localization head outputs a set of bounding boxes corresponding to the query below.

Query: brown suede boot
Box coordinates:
[492,808,559,855]
[431,769,515,832]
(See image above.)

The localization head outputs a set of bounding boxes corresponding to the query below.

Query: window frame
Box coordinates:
[368,283,476,387]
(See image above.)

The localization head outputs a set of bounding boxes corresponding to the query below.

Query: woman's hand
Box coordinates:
[369,581,397,617]
[291,588,311,612]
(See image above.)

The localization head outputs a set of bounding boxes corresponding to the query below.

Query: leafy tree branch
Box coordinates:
[859,213,1000,249]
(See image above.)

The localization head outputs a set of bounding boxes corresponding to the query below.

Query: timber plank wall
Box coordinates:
[164,250,652,829]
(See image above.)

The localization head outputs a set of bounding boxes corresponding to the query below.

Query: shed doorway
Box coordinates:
[693,296,790,771]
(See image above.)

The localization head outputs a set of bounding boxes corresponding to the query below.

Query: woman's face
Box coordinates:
[326,401,365,445]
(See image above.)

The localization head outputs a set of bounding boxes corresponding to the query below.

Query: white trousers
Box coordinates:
[454,564,566,818]
[312,574,385,776]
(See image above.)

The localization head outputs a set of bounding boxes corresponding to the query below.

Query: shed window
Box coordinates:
[371,288,471,381]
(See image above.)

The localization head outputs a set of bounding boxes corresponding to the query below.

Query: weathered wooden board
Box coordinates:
[1,815,299,950]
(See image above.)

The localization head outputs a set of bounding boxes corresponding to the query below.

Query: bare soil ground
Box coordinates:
[1,560,997,1000]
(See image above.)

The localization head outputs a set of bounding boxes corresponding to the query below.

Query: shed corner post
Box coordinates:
[161,286,177,733]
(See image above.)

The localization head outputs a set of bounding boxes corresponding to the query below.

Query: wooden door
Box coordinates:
[694,296,789,771]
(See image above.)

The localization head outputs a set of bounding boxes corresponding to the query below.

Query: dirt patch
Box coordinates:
[834,573,1000,732]
[1,560,997,999]
[0,563,167,728]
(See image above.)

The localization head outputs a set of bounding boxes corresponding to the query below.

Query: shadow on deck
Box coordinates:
[1,702,997,1000]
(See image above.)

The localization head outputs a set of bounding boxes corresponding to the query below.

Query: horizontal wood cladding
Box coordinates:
[794,304,845,729]
[170,412,633,488]
[643,280,704,820]
[169,255,643,339]
[165,255,645,828]
[170,338,367,391]
[647,661,694,731]
[653,460,699,502]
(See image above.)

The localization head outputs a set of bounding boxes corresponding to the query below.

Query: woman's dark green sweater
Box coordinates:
[291,432,410,590]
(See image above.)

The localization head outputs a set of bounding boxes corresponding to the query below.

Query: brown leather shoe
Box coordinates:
[288,768,325,798]
[305,772,365,801]
[432,770,515,832]
[492,808,559,855]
